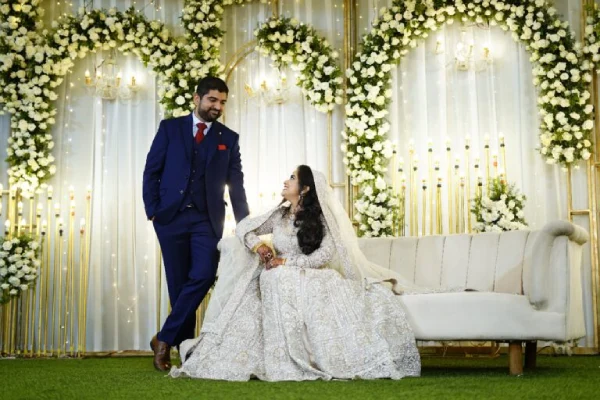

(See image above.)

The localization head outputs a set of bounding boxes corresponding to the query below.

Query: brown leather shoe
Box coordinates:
[150,334,172,372]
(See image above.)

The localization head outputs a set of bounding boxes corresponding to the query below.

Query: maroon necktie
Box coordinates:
[195,122,206,144]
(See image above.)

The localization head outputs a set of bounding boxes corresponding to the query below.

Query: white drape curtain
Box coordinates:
[0,0,595,350]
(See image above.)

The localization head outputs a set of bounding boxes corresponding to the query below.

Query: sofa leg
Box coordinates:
[508,341,523,376]
[525,341,537,369]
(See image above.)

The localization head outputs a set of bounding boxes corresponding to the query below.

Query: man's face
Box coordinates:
[194,89,227,122]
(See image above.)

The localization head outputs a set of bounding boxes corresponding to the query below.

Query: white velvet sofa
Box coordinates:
[358,220,589,375]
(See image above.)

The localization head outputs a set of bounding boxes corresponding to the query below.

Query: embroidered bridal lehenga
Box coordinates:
[170,171,422,381]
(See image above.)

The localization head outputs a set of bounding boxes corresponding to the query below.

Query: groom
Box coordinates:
[143,76,250,371]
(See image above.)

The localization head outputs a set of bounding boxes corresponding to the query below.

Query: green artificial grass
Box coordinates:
[0,355,598,399]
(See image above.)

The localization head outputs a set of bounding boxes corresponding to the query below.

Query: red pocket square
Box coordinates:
[218,144,227,150]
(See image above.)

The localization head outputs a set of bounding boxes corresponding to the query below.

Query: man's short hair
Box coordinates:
[196,76,229,98]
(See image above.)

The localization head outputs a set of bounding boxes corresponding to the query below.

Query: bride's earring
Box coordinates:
[299,193,304,206]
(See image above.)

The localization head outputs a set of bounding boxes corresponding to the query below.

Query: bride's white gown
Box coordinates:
[170,207,421,381]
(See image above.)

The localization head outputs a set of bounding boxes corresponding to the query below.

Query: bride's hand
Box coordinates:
[266,258,286,270]
[256,244,274,264]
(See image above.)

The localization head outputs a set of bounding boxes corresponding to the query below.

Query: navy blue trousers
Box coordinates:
[153,208,219,346]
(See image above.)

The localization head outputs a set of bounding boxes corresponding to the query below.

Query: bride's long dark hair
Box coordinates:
[285,165,324,255]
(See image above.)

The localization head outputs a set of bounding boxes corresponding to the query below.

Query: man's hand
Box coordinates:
[256,244,274,264]
[266,258,285,270]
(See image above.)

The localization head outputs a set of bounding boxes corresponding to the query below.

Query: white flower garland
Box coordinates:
[51,8,194,113]
[0,235,41,304]
[179,0,266,114]
[471,177,528,233]
[343,0,594,237]
[254,16,343,112]
[583,4,600,73]
[1,0,57,190]
[0,0,264,190]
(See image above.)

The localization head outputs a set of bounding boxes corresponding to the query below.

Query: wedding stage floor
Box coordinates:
[1,355,598,399]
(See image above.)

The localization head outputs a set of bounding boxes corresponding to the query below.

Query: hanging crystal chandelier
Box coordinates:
[84,49,140,101]
[244,70,290,106]
[435,27,494,72]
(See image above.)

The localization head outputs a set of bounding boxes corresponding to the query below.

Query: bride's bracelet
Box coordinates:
[251,242,264,253]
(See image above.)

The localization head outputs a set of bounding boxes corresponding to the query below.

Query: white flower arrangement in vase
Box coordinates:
[471,177,528,233]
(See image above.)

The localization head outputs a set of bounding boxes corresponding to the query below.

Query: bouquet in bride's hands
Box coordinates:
[471,178,528,233]
[0,235,41,305]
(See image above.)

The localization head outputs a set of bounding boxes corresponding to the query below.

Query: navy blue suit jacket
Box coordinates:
[142,113,250,238]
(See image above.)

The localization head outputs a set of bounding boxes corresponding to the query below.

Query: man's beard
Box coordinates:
[198,106,221,122]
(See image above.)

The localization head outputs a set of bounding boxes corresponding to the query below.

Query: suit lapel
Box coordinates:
[180,113,194,161]
[205,121,222,167]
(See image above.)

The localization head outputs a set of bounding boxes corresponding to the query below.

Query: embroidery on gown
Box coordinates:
[170,205,421,381]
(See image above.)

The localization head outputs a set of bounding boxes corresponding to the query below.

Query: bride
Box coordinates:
[170,165,421,381]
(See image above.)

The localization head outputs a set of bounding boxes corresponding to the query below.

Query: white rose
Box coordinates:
[582,149,591,160]
[375,176,386,190]
[323,66,335,75]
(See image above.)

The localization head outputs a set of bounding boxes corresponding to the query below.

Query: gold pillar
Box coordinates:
[588,30,600,354]
[81,191,92,355]
[578,0,599,351]
[344,0,357,221]
[77,226,85,356]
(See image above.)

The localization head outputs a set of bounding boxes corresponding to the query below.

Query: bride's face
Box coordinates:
[282,170,301,201]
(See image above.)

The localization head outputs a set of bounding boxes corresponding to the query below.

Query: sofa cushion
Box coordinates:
[360,230,534,294]
[399,292,566,341]
[358,238,392,269]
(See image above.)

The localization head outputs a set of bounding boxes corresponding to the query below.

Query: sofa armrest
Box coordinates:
[527,221,588,316]
[542,220,589,246]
